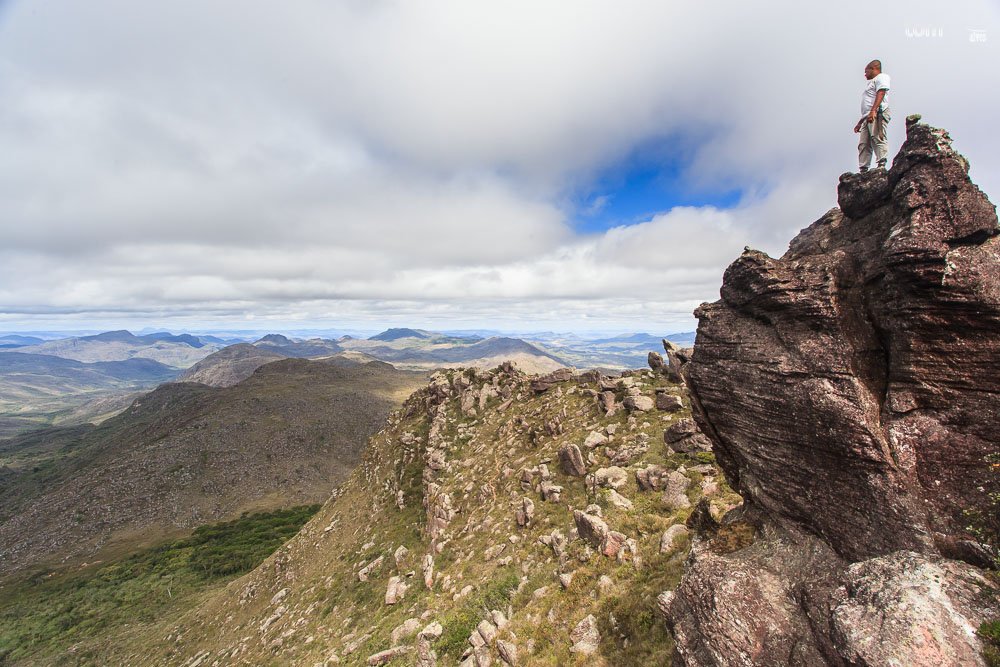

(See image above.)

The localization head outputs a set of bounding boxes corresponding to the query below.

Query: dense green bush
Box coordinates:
[187,504,320,578]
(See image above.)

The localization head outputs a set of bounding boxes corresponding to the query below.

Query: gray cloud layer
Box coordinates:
[1,0,997,331]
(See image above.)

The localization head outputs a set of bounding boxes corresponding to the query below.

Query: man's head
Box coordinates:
[865,60,882,80]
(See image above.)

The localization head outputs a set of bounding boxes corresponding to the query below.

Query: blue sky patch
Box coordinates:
[568,135,743,233]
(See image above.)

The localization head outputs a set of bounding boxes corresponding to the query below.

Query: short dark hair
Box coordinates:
[868,59,882,70]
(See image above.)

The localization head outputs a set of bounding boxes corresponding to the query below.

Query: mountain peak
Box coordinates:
[369,328,430,341]
[81,330,140,343]
[256,334,292,344]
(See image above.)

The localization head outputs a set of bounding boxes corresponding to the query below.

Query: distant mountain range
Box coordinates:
[10,330,224,366]
[339,330,567,373]
[0,327,690,434]
[79,330,207,348]
[0,352,181,438]
[0,334,45,348]
[253,334,343,358]
[587,331,696,345]
[179,331,572,386]
[522,331,695,369]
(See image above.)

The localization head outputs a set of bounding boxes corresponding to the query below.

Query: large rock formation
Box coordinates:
[664,118,1000,665]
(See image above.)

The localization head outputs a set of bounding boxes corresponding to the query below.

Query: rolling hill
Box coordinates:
[0,358,429,578]
[177,343,288,387]
[0,352,181,438]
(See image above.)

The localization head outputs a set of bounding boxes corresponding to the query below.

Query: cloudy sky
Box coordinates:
[1,1,997,334]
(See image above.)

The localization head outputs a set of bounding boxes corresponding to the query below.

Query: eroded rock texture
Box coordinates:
[665,119,1000,666]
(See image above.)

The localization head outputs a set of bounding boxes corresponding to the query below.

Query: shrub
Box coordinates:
[435,568,519,659]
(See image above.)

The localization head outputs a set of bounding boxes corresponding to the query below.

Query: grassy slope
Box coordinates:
[0,359,428,578]
[91,365,738,666]
[0,506,321,665]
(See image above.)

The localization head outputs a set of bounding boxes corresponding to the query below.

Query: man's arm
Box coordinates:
[866,88,887,123]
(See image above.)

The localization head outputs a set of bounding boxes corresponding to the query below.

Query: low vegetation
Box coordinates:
[435,568,520,660]
[980,618,1000,667]
[0,505,319,664]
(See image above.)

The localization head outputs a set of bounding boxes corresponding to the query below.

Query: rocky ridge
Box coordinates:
[663,118,1000,665]
[98,359,736,665]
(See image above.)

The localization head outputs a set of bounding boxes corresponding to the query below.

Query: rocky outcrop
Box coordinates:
[662,340,692,384]
[664,418,711,454]
[665,119,1000,665]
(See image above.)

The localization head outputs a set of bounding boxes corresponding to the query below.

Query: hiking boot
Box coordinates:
[859,166,869,173]
[876,159,887,169]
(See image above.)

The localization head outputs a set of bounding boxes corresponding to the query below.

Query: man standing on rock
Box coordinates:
[854,59,891,172]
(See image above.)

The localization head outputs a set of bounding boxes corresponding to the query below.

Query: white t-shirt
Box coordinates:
[861,73,890,115]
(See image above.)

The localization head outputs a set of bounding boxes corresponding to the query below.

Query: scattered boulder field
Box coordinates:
[99,357,735,665]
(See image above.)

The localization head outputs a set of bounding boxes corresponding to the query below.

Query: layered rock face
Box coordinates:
[665,118,999,666]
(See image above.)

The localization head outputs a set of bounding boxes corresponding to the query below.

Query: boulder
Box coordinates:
[367,646,411,665]
[662,471,692,510]
[384,576,408,605]
[601,530,627,557]
[515,497,535,527]
[664,418,697,443]
[558,444,587,477]
[530,368,574,393]
[573,509,609,548]
[419,622,444,640]
[583,430,609,448]
[597,390,618,415]
[648,350,666,372]
[636,464,670,491]
[497,640,518,666]
[655,392,684,412]
[390,618,421,644]
[358,555,384,582]
[539,481,562,502]
[662,340,692,384]
[606,489,634,510]
[663,418,711,453]
[623,394,654,412]
[422,554,435,588]
[476,619,498,645]
[687,119,1000,563]
[593,466,628,489]
[660,524,690,554]
[569,615,601,655]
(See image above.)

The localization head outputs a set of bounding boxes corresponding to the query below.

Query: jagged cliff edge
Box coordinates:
[663,117,1000,666]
